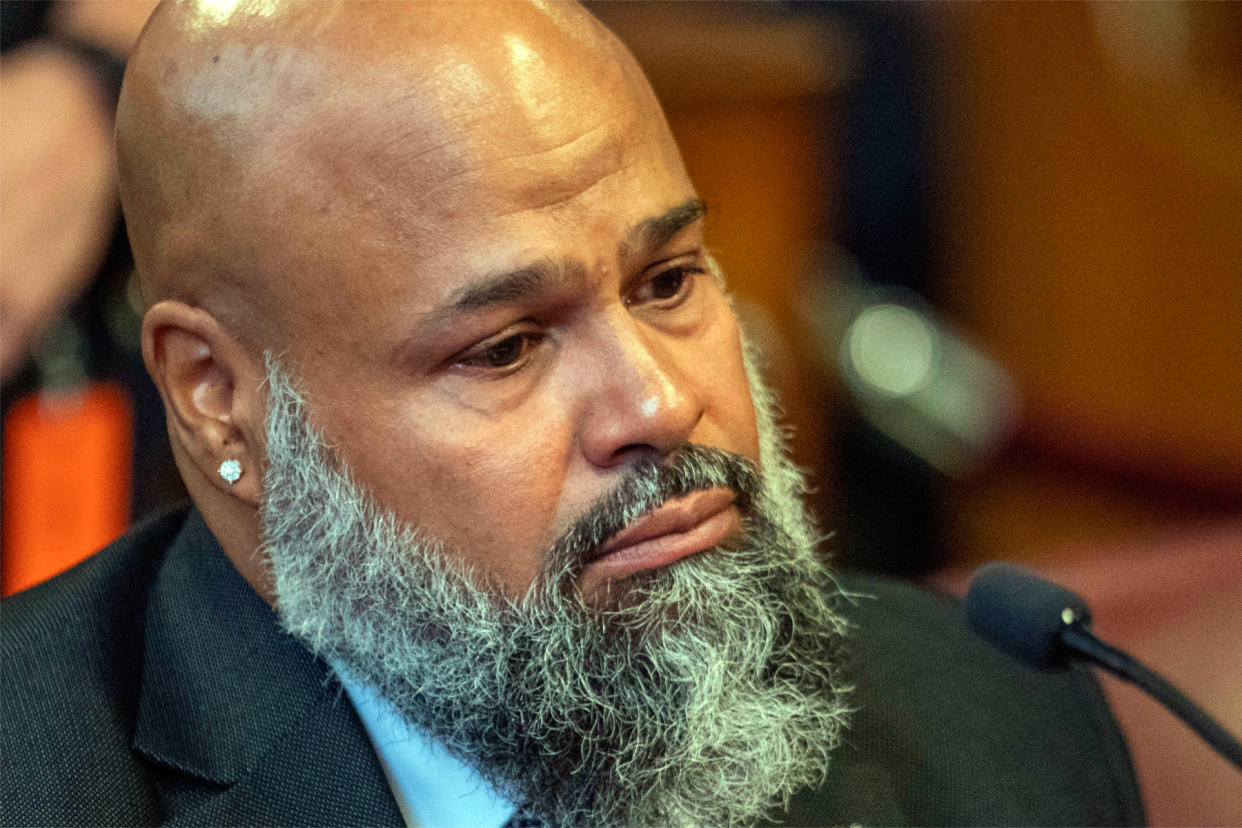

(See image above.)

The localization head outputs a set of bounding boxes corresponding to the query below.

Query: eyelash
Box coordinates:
[457,264,703,374]
[626,264,703,308]
[459,330,543,373]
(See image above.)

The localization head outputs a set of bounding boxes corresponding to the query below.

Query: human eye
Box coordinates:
[456,330,542,373]
[628,263,704,308]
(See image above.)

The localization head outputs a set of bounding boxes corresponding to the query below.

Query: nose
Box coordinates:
[576,313,704,469]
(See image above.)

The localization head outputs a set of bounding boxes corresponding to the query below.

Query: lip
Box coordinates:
[580,487,741,587]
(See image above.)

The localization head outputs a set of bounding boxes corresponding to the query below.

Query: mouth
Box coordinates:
[579,487,742,588]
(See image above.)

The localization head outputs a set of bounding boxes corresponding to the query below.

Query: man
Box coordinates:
[2,2,1144,826]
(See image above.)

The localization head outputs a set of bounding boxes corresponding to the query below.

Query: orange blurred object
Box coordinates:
[2,382,131,596]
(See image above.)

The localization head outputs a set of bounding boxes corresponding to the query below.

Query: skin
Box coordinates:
[1,1,158,382]
[120,0,760,601]
[1,44,114,382]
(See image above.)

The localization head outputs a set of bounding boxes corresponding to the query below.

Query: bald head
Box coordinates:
[118,0,652,351]
[121,0,703,589]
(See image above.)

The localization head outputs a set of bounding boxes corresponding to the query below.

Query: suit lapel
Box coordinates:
[131,510,402,825]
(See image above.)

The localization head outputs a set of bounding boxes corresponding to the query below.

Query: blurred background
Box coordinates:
[2,2,1240,823]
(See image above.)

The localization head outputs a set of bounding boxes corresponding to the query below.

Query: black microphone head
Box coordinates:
[965,562,1092,671]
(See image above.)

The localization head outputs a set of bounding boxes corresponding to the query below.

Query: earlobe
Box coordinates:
[142,300,264,506]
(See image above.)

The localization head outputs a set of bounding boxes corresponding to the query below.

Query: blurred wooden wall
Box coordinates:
[925,3,1242,564]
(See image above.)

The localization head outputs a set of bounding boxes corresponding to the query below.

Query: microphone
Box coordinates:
[966,562,1242,771]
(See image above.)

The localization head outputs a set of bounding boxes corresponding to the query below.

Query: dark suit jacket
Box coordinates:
[2,507,1145,826]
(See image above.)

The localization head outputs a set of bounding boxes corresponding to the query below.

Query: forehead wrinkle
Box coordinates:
[334,58,499,173]
[489,121,608,167]
[491,151,637,219]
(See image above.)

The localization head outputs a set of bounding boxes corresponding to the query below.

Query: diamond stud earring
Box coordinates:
[218,459,242,484]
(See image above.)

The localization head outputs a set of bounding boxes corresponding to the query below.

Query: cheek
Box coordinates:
[326,390,576,590]
[697,305,762,466]
[429,429,568,544]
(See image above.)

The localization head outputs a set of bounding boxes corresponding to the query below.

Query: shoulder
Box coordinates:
[784,570,1145,826]
[1,506,190,826]
[2,505,188,665]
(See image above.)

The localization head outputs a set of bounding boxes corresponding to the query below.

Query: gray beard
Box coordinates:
[259,346,851,827]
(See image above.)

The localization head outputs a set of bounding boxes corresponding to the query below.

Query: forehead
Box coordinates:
[281,27,673,212]
[253,34,694,345]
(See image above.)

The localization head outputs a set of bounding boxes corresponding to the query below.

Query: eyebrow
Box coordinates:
[428,198,708,324]
[450,257,564,314]
[621,197,707,259]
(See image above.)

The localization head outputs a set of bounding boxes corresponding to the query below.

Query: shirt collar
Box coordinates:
[332,661,517,828]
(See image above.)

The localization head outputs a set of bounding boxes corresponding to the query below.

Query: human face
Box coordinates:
[261,29,761,597]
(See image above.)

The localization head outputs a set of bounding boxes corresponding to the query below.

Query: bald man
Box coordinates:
[2,3,1144,826]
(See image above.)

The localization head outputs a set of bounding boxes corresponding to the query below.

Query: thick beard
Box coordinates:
[259,346,851,827]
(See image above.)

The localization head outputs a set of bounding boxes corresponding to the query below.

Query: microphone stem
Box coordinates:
[1061,624,1242,772]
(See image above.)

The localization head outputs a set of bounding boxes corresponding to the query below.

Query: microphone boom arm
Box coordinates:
[1059,622,1242,771]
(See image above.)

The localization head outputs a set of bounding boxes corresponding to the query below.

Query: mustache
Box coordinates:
[540,444,761,581]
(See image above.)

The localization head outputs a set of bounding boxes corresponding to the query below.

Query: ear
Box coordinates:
[142,300,265,507]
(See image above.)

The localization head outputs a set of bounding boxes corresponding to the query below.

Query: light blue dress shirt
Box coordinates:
[332,662,517,828]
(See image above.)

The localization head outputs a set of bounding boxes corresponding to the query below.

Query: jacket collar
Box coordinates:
[131,510,329,784]
[130,510,402,824]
